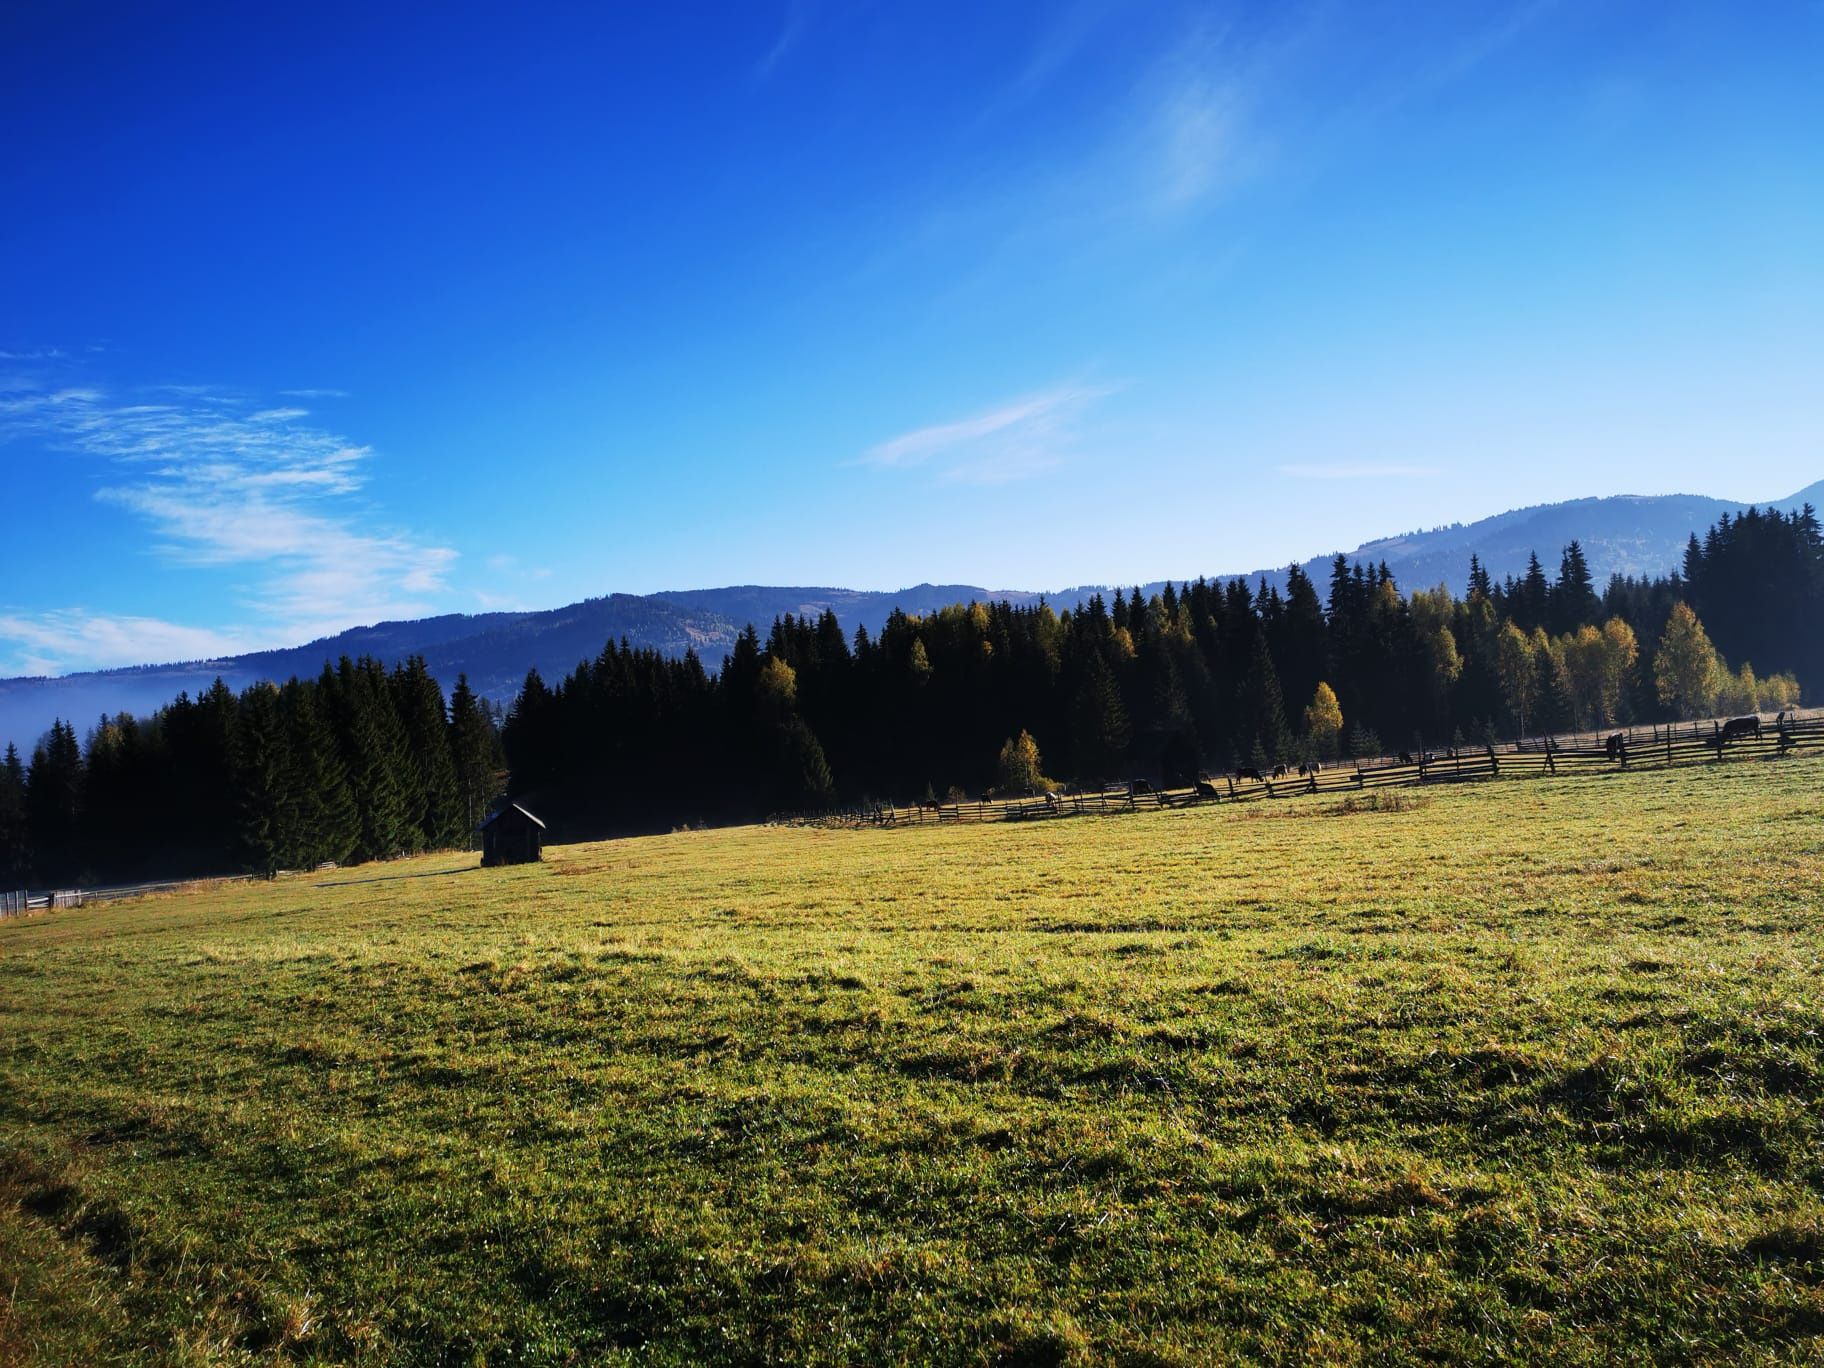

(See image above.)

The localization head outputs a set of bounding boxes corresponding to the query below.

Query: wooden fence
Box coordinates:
[0,888,83,918]
[783,709,1824,832]
[0,875,258,922]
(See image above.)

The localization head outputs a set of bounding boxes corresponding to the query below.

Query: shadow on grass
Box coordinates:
[314,863,481,888]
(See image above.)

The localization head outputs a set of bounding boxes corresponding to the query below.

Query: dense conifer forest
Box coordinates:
[1,505,1817,885]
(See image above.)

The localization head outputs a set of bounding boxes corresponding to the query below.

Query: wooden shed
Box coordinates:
[479,803,546,866]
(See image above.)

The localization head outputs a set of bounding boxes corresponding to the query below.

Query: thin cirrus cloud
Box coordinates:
[0,378,456,672]
[858,383,1114,485]
[0,610,243,679]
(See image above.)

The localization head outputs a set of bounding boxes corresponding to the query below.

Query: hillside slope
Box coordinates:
[2,481,1815,749]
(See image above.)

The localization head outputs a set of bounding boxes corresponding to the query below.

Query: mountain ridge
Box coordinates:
[3,481,1817,750]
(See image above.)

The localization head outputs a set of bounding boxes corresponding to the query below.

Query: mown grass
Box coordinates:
[2,760,1822,1365]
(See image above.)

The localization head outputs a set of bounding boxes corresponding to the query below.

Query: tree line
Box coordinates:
[1,504,1816,884]
[502,505,1818,828]
[0,657,503,887]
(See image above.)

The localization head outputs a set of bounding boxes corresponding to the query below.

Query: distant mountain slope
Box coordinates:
[3,481,1816,749]
[1217,480,1821,600]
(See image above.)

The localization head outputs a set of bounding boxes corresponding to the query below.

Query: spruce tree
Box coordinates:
[1553,540,1599,633]
[334,657,414,860]
[24,720,84,883]
[1236,632,1292,764]
[448,674,501,842]
[393,656,464,850]
[1069,652,1131,782]
[282,680,359,867]
[234,684,294,877]
[0,743,28,885]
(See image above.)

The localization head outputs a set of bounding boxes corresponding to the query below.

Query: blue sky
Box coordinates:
[2,1,1821,675]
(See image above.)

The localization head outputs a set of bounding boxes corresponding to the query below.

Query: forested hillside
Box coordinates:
[6,483,1818,755]
[1,505,1817,885]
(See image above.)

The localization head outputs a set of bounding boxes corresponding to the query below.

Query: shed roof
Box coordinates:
[477,802,547,832]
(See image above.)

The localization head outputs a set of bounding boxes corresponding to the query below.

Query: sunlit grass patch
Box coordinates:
[1,761,1821,1363]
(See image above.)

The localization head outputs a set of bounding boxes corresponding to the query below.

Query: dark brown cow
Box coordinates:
[1721,716,1762,742]
[1604,732,1626,761]
[1236,767,1264,783]
[1194,778,1221,800]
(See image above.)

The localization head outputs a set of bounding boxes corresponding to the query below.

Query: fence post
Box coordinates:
[1712,719,1724,763]
[1544,736,1556,775]
[1486,743,1498,776]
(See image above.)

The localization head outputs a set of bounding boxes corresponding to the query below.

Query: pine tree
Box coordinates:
[234,683,294,877]
[774,716,836,809]
[0,743,28,885]
[448,674,501,843]
[393,656,464,850]
[334,657,414,860]
[25,720,84,883]
[282,680,359,867]
[1069,652,1130,782]
[1236,632,1291,764]
[1514,552,1551,631]
[1553,540,1599,633]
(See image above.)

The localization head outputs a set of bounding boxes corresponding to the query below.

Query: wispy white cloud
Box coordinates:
[1279,462,1442,480]
[0,610,244,677]
[279,387,351,399]
[0,378,457,673]
[860,383,1114,484]
[755,0,816,79]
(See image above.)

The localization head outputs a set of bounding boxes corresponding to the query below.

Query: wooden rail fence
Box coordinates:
[780,709,1824,832]
[0,874,257,921]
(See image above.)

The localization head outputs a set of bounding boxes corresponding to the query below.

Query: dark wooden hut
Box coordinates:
[479,803,546,866]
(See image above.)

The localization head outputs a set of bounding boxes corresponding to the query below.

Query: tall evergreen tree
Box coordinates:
[333,657,414,860]
[1552,540,1600,633]
[1069,651,1131,782]
[25,720,84,883]
[448,674,502,842]
[1236,631,1292,763]
[234,684,294,877]
[282,680,359,867]
[0,743,27,885]
[393,656,464,850]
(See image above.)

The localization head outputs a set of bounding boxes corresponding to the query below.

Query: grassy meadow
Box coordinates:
[2,761,1823,1365]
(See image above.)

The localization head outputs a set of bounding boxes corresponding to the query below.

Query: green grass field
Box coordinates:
[3,761,1822,1365]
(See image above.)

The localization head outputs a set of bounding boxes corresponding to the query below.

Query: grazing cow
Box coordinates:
[1130,778,1153,795]
[1194,778,1221,800]
[1044,791,1061,814]
[1604,732,1626,761]
[1271,764,1289,779]
[1397,751,1414,765]
[1721,716,1762,742]
[1236,767,1264,783]
[918,799,942,813]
